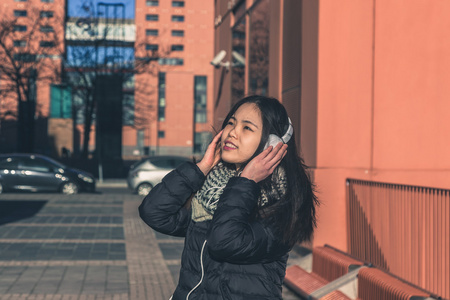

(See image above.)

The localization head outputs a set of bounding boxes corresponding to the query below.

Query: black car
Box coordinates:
[0,154,95,194]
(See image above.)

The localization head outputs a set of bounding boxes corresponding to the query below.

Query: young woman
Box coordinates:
[139,95,318,300]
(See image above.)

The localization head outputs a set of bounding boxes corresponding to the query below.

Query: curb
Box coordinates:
[96,181,128,188]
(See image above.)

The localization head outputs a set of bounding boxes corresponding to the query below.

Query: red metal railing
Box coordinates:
[346,179,449,299]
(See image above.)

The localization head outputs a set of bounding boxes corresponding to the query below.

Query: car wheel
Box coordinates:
[61,181,79,195]
[137,183,153,196]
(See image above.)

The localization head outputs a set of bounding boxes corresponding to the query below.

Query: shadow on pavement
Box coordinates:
[0,200,47,225]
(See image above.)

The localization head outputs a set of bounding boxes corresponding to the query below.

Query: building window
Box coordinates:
[14,53,36,62]
[50,84,72,118]
[13,25,27,32]
[172,1,185,7]
[194,76,207,123]
[146,29,158,36]
[194,132,212,153]
[171,44,184,51]
[40,26,54,32]
[171,15,184,22]
[146,0,159,6]
[14,10,27,17]
[158,72,166,121]
[40,11,54,18]
[158,58,183,66]
[13,40,27,47]
[171,30,184,37]
[248,0,269,96]
[158,131,165,138]
[146,14,158,21]
[40,41,55,47]
[123,93,134,126]
[146,44,158,51]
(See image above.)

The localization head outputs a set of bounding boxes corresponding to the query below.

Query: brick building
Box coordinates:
[213,0,450,298]
[0,0,215,159]
[0,0,66,154]
[132,0,214,157]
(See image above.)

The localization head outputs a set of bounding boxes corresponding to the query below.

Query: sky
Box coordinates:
[68,0,135,19]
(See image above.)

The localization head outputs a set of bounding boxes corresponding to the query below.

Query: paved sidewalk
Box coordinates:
[0,191,304,300]
[0,191,174,300]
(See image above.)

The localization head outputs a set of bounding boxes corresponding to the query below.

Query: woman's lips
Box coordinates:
[223,141,237,150]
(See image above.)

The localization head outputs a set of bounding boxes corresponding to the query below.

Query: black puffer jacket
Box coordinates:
[139,162,291,300]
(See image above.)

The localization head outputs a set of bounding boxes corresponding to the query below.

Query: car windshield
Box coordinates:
[40,156,66,169]
[130,158,148,170]
[151,159,174,169]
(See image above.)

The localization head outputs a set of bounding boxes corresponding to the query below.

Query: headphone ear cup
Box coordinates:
[265,134,283,150]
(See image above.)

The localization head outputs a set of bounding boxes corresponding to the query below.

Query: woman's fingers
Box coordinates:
[264,142,286,165]
[240,142,288,182]
[259,141,283,160]
[208,130,223,150]
[213,130,223,142]
[268,147,287,173]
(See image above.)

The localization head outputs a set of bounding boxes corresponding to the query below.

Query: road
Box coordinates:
[0,184,303,299]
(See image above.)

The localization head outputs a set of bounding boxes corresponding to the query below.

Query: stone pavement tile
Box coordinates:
[158,243,184,261]
[0,266,27,274]
[53,199,123,205]
[0,226,124,240]
[80,265,107,294]
[32,266,66,294]
[0,242,126,261]
[7,266,46,294]
[166,264,181,286]
[105,266,129,294]
[57,266,85,294]
[39,206,122,215]
[0,267,23,294]
[153,230,180,240]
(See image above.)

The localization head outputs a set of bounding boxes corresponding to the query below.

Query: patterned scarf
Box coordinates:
[191,162,287,222]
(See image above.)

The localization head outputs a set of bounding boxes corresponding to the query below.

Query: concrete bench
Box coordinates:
[319,290,353,300]
[284,245,364,299]
[284,245,436,300]
[356,268,432,300]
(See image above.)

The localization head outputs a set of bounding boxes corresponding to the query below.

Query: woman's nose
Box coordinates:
[228,126,237,138]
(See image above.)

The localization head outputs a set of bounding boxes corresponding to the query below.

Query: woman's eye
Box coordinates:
[244,126,253,131]
[227,121,234,125]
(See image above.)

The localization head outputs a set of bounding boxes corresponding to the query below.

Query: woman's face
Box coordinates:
[221,103,263,169]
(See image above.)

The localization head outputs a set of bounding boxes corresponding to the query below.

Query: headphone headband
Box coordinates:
[281,118,293,143]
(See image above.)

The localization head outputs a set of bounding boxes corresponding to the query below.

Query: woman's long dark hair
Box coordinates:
[221,95,319,248]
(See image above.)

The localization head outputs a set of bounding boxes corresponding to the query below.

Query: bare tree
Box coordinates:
[63,12,172,159]
[0,8,63,152]
[248,1,269,96]
[0,2,173,156]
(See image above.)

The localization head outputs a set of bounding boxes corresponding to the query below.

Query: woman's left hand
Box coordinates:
[240,142,288,183]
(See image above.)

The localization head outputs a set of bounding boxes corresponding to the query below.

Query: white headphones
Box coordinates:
[264,117,294,150]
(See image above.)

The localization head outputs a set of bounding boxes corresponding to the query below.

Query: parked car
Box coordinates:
[0,153,95,195]
[127,155,192,196]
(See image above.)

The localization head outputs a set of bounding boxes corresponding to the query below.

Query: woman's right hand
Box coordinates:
[197,130,223,175]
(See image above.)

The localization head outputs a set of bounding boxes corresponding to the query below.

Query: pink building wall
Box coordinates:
[212,2,450,268]
[311,0,450,251]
